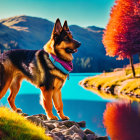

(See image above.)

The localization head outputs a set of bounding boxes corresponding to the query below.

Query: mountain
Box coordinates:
[0,15,137,72]
[0,15,54,50]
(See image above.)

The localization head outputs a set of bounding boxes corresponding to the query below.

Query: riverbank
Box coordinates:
[80,64,140,102]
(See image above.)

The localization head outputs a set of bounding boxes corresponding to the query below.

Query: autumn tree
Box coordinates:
[103,0,140,77]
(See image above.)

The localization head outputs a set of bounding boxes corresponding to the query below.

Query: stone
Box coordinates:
[77,121,86,128]
[51,128,61,133]
[32,114,47,120]
[62,129,75,135]
[57,125,67,130]
[69,125,85,139]
[45,123,55,130]
[25,116,46,127]
[64,135,73,140]
[84,129,95,135]
[86,134,96,140]
[54,122,63,128]
[47,133,61,140]
[44,120,56,123]
[54,132,65,140]
[61,120,80,128]
[53,135,61,140]
[72,133,82,140]
[24,114,108,140]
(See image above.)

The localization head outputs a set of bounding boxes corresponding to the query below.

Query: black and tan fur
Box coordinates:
[0,19,81,120]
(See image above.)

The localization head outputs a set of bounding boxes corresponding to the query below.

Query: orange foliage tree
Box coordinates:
[103,0,140,77]
[103,102,140,140]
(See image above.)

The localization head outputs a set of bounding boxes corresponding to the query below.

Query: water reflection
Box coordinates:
[103,101,140,140]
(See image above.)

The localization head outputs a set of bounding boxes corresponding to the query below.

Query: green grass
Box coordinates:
[0,107,51,140]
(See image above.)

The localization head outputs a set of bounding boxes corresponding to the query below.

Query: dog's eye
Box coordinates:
[64,36,69,41]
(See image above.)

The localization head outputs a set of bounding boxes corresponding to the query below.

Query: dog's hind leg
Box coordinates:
[0,64,12,99]
[8,75,22,112]
[0,63,4,93]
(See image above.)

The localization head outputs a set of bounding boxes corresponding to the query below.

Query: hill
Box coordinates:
[0,15,137,72]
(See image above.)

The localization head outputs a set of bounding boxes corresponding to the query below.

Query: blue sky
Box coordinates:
[0,0,115,28]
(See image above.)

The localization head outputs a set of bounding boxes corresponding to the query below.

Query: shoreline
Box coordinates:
[79,71,140,102]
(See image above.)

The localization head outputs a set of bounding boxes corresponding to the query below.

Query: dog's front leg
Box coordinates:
[53,90,69,120]
[40,86,58,120]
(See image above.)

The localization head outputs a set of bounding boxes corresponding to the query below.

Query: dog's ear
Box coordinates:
[52,18,62,35]
[63,20,69,31]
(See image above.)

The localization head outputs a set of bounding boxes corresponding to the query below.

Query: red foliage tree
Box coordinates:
[103,0,140,77]
[103,102,140,140]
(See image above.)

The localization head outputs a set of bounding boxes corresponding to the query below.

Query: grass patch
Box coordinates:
[81,64,140,101]
[120,79,140,94]
[0,107,51,140]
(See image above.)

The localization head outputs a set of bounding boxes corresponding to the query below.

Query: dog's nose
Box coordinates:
[76,42,81,48]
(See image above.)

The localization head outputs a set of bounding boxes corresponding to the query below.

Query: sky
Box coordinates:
[0,0,115,28]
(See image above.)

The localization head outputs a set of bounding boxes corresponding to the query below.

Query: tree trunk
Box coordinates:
[129,56,135,78]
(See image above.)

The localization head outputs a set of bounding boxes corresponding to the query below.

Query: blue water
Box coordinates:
[0,73,111,137]
[9,73,107,100]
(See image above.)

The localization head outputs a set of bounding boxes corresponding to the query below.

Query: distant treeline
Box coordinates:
[73,57,113,72]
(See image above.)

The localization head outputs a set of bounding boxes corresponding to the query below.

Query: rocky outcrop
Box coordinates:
[20,113,108,140]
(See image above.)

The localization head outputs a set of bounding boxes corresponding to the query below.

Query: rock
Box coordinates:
[69,125,85,139]
[54,132,65,140]
[24,114,107,140]
[57,125,67,130]
[77,121,86,128]
[32,114,47,120]
[64,135,73,140]
[54,122,63,128]
[72,133,82,140]
[84,129,95,135]
[44,120,56,123]
[86,134,96,140]
[45,123,55,130]
[53,135,61,140]
[25,116,46,127]
[51,128,61,133]
[47,133,61,140]
[61,120,80,128]
[96,136,109,140]
[62,129,75,135]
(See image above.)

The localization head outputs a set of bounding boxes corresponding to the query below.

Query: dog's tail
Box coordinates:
[0,63,5,92]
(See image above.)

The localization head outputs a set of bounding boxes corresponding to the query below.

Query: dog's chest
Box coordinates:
[53,78,66,90]
[50,69,67,81]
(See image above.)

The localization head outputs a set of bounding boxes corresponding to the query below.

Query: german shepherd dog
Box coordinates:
[0,19,81,120]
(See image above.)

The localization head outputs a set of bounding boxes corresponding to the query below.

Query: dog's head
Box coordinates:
[44,19,81,61]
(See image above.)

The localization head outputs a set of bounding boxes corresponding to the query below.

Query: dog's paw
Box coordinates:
[49,115,59,120]
[61,115,70,120]
[16,108,22,113]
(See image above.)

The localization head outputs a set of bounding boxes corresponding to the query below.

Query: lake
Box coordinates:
[1,73,137,138]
